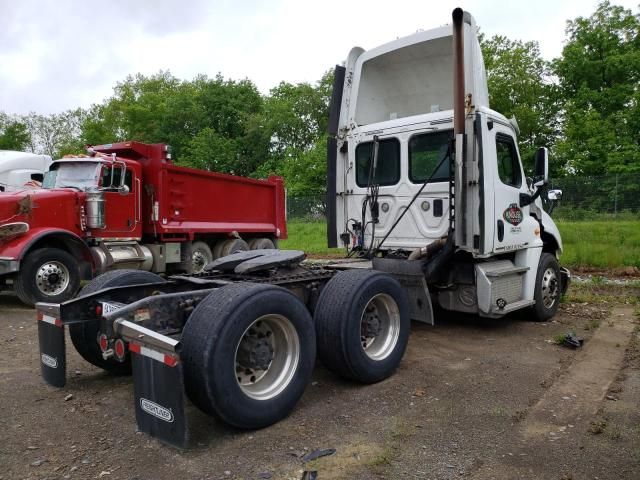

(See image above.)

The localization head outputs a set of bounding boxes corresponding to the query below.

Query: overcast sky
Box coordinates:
[1,0,637,115]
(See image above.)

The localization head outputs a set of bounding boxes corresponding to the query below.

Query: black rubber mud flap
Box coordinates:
[38,319,66,387]
[131,350,188,449]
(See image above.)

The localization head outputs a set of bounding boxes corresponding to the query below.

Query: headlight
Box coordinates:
[0,222,29,240]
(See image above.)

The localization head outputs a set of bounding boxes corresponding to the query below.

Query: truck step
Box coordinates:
[485,266,529,277]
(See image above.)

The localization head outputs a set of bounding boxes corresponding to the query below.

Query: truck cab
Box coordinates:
[327,9,568,320]
[0,150,52,191]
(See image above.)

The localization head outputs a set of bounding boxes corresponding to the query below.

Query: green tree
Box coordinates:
[180,127,240,173]
[24,109,84,158]
[254,70,334,194]
[0,113,31,151]
[553,1,640,175]
[481,35,560,174]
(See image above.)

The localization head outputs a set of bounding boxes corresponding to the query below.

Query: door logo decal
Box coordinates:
[502,203,523,226]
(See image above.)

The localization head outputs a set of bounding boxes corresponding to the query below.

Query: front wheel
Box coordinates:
[314,270,410,383]
[14,248,81,306]
[531,253,561,322]
[181,283,316,429]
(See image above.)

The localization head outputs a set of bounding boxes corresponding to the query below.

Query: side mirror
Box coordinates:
[533,147,548,187]
[547,189,562,201]
[119,184,130,195]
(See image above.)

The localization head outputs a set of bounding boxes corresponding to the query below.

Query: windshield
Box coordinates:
[43,162,102,190]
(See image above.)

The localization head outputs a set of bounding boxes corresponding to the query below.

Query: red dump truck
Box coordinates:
[0,141,286,305]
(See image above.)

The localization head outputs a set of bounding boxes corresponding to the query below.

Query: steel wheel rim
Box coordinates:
[192,249,209,273]
[234,314,300,401]
[36,261,70,296]
[541,267,559,309]
[360,293,401,361]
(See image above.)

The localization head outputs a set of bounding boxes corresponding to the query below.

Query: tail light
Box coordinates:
[98,334,108,352]
[114,339,127,361]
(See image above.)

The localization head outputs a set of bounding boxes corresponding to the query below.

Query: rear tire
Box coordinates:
[217,238,249,258]
[248,238,276,250]
[68,269,165,374]
[191,241,213,273]
[531,253,561,322]
[14,248,81,306]
[181,283,316,429]
[314,270,410,383]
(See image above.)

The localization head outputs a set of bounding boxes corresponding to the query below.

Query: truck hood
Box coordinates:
[0,189,85,241]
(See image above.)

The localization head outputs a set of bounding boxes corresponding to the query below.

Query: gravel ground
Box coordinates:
[1,290,638,480]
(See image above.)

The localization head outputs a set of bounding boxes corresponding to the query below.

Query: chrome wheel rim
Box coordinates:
[234,314,300,401]
[541,267,559,309]
[192,249,209,274]
[36,261,70,296]
[360,293,401,361]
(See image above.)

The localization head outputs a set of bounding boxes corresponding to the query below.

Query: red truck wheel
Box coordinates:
[248,238,276,250]
[191,241,213,273]
[214,238,249,258]
[14,248,81,306]
[69,270,165,374]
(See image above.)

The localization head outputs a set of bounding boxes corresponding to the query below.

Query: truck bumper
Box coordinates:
[560,266,571,296]
[0,257,20,275]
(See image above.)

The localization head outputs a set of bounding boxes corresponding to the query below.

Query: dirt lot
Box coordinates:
[1,284,639,480]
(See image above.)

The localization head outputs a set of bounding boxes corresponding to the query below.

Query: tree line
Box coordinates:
[1,1,638,195]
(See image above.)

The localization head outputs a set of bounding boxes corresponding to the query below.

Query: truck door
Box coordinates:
[101,166,140,237]
[488,125,536,253]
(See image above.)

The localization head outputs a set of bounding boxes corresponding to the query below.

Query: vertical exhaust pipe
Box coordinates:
[452,7,465,136]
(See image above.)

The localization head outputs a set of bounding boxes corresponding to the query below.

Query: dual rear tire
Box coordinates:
[181,270,410,429]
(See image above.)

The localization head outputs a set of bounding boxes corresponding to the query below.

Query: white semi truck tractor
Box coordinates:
[325,8,569,322]
[35,8,568,448]
[0,150,52,191]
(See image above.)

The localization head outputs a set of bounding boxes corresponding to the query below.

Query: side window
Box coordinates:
[101,166,133,191]
[495,134,522,188]
[409,130,453,183]
[355,138,400,187]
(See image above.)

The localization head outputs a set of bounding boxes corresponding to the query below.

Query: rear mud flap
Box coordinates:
[38,319,66,387]
[131,349,188,448]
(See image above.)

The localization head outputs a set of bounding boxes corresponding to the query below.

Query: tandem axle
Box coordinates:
[37,249,413,447]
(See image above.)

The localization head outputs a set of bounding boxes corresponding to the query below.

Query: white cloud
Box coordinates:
[0,0,637,115]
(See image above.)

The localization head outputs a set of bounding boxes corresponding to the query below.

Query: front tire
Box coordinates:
[314,270,410,383]
[181,283,316,429]
[14,248,81,306]
[68,269,165,374]
[531,253,561,322]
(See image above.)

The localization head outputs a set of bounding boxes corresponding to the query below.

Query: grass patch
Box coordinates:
[557,220,640,269]
[563,282,640,305]
[280,220,342,255]
[282,219,640,268]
